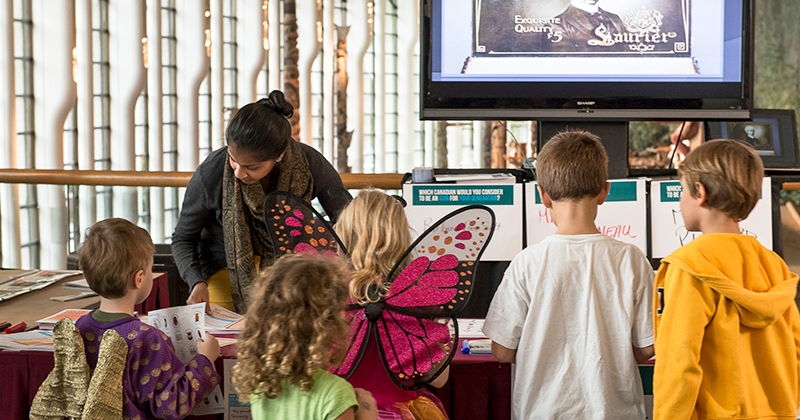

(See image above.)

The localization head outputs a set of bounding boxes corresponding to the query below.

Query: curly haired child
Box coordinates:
[335,190,450,420]
[232,254,377,420]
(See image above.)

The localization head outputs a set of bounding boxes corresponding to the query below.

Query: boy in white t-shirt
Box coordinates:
[483,130,655,419]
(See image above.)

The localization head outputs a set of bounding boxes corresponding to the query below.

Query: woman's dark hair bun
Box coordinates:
[259,90,294,119]
[226,89,292,161]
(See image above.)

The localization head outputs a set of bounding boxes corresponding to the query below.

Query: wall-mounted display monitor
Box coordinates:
[421,0,754,121]
[706,109,799,169]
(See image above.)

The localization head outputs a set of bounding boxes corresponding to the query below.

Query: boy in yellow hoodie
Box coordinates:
[653,140,800,419]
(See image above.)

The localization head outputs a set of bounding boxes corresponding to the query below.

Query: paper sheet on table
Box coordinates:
[448,318,486,338]
[62,278,91,290]
[37,308,93,330]
[0,330,55,351]
[0,270,82,302]
[205,304,244,334]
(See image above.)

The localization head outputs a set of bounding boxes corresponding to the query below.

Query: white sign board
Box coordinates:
[650,177,773,259]
[223,359,252,420]
[526,179,648,254]
[402,183,523,261]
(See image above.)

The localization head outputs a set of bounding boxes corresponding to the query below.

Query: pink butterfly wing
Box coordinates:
[331,307,370,378]
[385,206,495,317]
[387,267,459,308]
[375,310,455,390]
[367,205,494,389]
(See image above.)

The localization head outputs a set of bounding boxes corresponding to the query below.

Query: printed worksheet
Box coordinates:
[147,303,224,415]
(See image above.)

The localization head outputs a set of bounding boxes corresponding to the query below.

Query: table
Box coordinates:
[0,270,99,328]
[0,270,169,328]
[2,338,508,420]
[0,270,170,420]
[429,341,512,420]
[1,334,653,420]
[0,273,650,420]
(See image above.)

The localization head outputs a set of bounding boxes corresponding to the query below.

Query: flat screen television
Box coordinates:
[421,0,754,121]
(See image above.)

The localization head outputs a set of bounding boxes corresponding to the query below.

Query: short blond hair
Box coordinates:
[679,140,764,220]
[334,190,412,304]
[537,130,608,200]
[232,254,351,399]
[77,218,155,298]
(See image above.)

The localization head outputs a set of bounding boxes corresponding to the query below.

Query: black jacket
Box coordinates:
[171,143,350,290]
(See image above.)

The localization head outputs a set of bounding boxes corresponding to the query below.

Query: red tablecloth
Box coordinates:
[1,351,54,420]
[0,347,221,420]
[1,337,510,420]
[430,342,512,420]
[134,272,170,315]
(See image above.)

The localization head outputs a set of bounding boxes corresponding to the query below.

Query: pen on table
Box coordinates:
[460,339,492,355]
[0,322,11,331]
[5,321,26,334]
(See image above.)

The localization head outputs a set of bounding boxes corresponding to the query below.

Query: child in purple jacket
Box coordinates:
[75,218,221,419]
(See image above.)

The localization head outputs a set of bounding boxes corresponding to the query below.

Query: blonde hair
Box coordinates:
[679,140,764,220]
[231,254,351,400]
[334,190,412,304]
[537,130,608,201]
[77,218,155,299]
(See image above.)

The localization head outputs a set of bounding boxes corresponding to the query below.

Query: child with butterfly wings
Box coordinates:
[334,190,496,420]
[334,190,450,419]
[262,189,496,420]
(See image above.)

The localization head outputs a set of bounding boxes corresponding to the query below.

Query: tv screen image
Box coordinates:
[706,109,800,169]
[726,121,775,154]
[422,0,753,120]
[473,0,690,58]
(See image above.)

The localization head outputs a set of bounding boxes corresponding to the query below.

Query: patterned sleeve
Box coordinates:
[127,326,221,419]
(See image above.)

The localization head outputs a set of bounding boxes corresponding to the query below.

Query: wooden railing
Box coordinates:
[782,182,800,191]
[0,168,405,190]
[3,168,797,192]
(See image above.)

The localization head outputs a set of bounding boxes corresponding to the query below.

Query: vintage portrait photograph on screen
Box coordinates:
[726,122,776,155]
[434,0,730,78]
[706,110,799,169]
[473,0,690,57]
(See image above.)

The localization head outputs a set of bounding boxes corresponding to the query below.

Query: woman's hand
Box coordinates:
[670,121,702,158]
[187,282,210,312]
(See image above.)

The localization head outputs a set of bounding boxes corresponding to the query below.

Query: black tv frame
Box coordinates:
[420,0,755,121]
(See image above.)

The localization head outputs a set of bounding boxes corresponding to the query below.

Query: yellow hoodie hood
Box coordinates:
[663,234,799,329]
